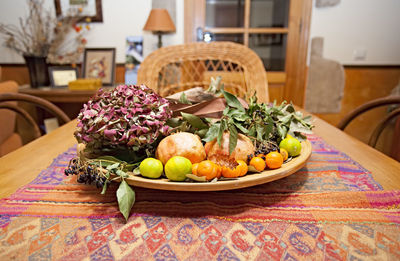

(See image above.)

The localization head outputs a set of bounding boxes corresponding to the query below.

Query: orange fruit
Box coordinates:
[265,151,283,169]
[196,160,220,181]
[280,148,289,161]
[192,163,199,175]
[221,166,240,178]
[237,160,248,177]
[249,156,266,172]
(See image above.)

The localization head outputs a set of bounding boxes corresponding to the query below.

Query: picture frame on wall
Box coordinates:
[82,48,116,86]
[48,66,79,88]
[54,0,103,22]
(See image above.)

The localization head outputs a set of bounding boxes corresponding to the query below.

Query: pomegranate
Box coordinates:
[205,132,255,162]
[156,132,206,165]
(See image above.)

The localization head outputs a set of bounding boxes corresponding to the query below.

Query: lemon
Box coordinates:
[139,158,163,179]
[164,156,192,181]
[279,137,301,157]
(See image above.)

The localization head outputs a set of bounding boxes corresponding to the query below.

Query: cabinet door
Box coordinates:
[184,0,312,106]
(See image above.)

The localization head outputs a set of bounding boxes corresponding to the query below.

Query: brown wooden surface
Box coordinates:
[1,113,400,199]
[316,66,400,158]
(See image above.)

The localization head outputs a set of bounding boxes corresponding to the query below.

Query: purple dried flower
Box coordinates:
[74,84,172,152]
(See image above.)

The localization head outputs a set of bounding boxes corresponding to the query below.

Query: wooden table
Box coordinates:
[1,115,400,199]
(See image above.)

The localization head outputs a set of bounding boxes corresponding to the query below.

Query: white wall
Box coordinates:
[0,0,184,63]
[309,0,400,65]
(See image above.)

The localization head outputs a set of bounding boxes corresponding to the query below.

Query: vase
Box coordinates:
[23,55,50,88]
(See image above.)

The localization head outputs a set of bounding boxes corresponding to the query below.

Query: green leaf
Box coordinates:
[233,122,249,134]
[228,125,238,155]
[223,90,245,111]
[203,124,220,142]
[116,169,129,178]
[106,162,120,171]
[181,112,208,130]
[277,124,288,140]
[289,121,313,134]
[217,120,227,146]
[116,180,135,222]
[179,92,192,104]
[166,118,182,128]
[256,124,265,141]
[195,128,208,138]
[248,125,256,137]
[101,181,108,195]
[278,114,292,125]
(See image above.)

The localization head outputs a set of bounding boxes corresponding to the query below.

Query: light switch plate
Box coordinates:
[353,48,367,61]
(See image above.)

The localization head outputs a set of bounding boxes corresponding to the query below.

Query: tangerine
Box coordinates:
[196,160,221,181]
[249,156,266,172]
[265,151,283,169]
[192,163,199,175]
[236,160,248,177]
[279,148,289,161]
[221,164,241,178]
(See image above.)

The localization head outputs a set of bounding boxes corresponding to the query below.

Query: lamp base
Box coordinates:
[157,32,162,49]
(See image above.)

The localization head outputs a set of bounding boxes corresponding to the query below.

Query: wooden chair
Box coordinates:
[0,92,71,155]
[337,96,400,148]
[138,41,269,103]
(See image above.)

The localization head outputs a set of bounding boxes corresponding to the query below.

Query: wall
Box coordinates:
[0,0,184,64]
[309,0,400,65]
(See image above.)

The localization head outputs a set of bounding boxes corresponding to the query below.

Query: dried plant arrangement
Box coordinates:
[0,0,90,64]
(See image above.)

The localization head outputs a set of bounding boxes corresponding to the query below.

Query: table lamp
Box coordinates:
[143,9,176,48]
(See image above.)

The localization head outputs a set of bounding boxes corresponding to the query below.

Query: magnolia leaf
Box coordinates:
[203,124,219,142]
[228,125,238,155]
[181,112,208,130]
[223,90,245,111]
[117,180,135,222]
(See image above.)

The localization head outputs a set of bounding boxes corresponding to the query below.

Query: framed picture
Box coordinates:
[54,0,103,22]
[48,66,79,88]
[82,48,116,86]
[125,36,144,84]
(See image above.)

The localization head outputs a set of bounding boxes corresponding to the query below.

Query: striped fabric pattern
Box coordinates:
[0,135,399,260]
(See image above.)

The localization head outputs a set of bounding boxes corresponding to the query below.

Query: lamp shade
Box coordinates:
[143,9,176,32]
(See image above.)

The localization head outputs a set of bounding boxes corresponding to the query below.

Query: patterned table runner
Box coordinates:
[0,135,399,260]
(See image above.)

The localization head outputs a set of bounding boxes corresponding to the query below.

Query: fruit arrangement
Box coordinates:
[65,83,313,221]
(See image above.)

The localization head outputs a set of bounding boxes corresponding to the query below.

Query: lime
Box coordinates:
[279,137,302,157]
[139,158,163,179]
[164,156,192,181]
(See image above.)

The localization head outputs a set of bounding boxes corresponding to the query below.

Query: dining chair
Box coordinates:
[137,41,269,103]
[337,96,400,148]
[0,92,71,155]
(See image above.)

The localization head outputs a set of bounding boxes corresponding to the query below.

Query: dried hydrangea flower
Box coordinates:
[74,84,172,154]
